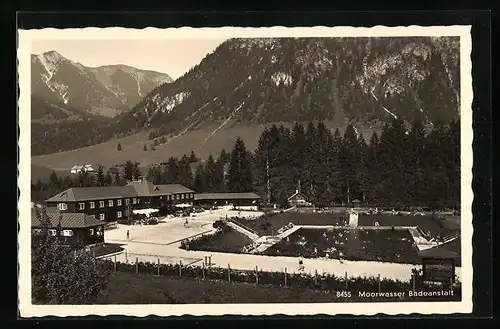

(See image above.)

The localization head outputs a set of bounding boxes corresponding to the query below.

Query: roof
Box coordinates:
[417,247,460,259]
[195,192,261,201]
[46,180,194,202]
[32,211,105,228]
[127,180,194,196]
[150,184,194,195]
[288,191,307,201]
[46,186,137,202]
[71,165,83,170]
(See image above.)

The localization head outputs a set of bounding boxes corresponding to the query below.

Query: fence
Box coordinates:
[98,255,461,295]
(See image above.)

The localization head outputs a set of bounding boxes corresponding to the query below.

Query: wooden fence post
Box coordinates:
[255,265,259,285]
[345,271,348,289]
[179,260,182,277]
[114,255,117,273]
[228,264,231,282]
[284,267,287,287]
[125,249,128,264]
[135,257,139,274]
[314,269,318,285]
[157,258,160,275]
[202,262,206,280]
[377,274,381,293]
[412,275,416,292]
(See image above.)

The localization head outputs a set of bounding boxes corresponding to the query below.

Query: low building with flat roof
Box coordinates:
[194,192,261,210]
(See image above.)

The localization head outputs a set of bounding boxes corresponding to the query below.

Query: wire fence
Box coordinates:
[97,252,460,296]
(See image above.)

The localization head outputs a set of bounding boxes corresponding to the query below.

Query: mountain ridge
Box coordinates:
[116,37,459,138]
[31,50,173,120]
[31,50,173,155]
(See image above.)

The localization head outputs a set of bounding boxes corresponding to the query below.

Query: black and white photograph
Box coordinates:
[17,25,473,316]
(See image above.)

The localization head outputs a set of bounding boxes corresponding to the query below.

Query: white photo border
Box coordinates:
[17,25,473,317]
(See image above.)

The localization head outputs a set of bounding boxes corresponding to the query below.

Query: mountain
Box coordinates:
[117,37,460,138]
[31,51,173,120]
[31,51,173,155]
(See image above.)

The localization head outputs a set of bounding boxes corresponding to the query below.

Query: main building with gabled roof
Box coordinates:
[45,179,195,222]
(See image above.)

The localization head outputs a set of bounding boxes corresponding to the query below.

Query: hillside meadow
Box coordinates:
[30,120,379,175]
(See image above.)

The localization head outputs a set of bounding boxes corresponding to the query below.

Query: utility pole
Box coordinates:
[266,155,271,204]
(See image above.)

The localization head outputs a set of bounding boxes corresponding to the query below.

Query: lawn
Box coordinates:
[233,212,347,236]
[88,243,124,257]
[182,228,254,254]
[358,214,460,238]
[94,271,460,304]
[262,228,422,265]
[233,211,460,240]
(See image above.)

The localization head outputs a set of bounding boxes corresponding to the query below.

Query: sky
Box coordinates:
[31,38,228,80]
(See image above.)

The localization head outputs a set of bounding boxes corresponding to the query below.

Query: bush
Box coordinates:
[105,259,462,298]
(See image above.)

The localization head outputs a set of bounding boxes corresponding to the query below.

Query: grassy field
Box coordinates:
[94,271,459,304]
[233,212,348,236]
[234,211,460,239]
[31,120,380,172]
[185,229,253,253]
[30,122,265,171]
[31,164,70,182]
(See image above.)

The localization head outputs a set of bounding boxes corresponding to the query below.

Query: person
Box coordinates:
[126,230,130,240]
[298,256,304,271]
[184,218,189,228]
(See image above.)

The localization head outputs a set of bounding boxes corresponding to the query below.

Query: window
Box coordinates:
[176,194,180,200]
[32,229,42,235]
[132,198,137,205]
[89,228,94,236]
[117,199,122,206]
[99,201,105,208]
[99,213,105,221]
[167,195,171,201]
[96,226,102,235]
[49,229,57,236]
[57,203,67,211]
[61,230,74,237]
[125,199,130,205]
[78,202,85,210]
[109,200,113,207]
[117,211,122,218]
[89,201,95,209]
[191,193,194,199]
[181,194,184,200]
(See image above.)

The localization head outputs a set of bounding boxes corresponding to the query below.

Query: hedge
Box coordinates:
[102,259,461,296]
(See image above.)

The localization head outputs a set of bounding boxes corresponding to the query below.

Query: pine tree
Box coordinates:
[124,160,135,182]
[96,166,105,186]
[117,142,122,151]
[193,164,207,192]
[49,170,59,190]
[164,157,180,184]
[132,162,141,180]
[227,137,253,192]
[189,150,198,163]
[178,155,193,188]
[204,155,217,191]
[104,172,113,186]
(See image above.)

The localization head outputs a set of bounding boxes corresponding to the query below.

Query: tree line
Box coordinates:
[250,119,460,208]
[32,118,459,208]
